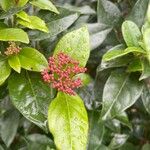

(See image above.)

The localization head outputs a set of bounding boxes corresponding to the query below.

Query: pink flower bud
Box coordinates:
[41,52,87,95]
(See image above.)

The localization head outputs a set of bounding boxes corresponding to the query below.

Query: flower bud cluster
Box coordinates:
[5,42,21,56]
[42,52,87,95]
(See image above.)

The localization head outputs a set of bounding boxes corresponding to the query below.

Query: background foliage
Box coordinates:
[0,0,150,150]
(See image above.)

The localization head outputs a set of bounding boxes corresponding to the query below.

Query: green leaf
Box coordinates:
[101,71,143,120]
[89,23,112,50]
[30,0,59,14]
[122,21,142,47]
[108,134,129,149]
[142,143,150,150]
[144,29,150,51]
[0,22,7,29]
[87,111,105,150]
[96,145,109,150]
[8,55,21,73]
[100,44,130,71]
[29,13,78,41]
[76,82,94,109]
[115,112,132,129]
[54,26,90,67]
[0,28,29,43]
[0,5,28,19]
[94,69,111,104]
[48,92,88,150]
[128,0,149,27]
[0,0,14,11]
[62,4,95,15]
[100,55,132,71]
[27,134,55,149]
[97,0,121,26]
[140,59,150,80]
[103,47,145,61]
[8,71,53,131]
[0,56,11,85]
[18,47,48,72]
[17,0,29,7]
[17,12,49,33]
[127,58,142,72]
[120,142,137,150]
[16,11,30,22]
[147,4,150,24]
[0,109,20,147]
[0,145,4,150]
[143,29,150,62]
[105,119,121,133]
[141,84,150,114]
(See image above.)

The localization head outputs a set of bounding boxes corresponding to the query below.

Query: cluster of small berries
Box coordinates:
[5,42,21,56]
[41,52,87,95]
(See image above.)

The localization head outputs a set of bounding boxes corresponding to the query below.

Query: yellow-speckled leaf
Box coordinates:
[48,92,88,150]
[54,26,90,67]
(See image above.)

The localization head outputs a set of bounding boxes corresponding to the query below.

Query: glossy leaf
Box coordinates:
[18,47,48,72]
[120,142,137,150]
[143,29,150,62]
[17,12,49,33]
[8,55,21,73]
[88,111,105,150]
[62,4,95,15]
[48,92,88,150]
[29,13,78,41]
[103,47,145,61]
[128,0,149,27]
[0,56,11,85]
[97,0,121,26]
[27,134,55,149]
[76,82,95,110]
[141,84,150,114]
[101,71,143,120]
[30,0,59,14]
[0,0,14,11]
[8,71,53,131]
[139,59,150,80]
[96,145,109,150]
[90,26,112,50]
[127,58,142,72]
[16,11,30,22]
[147,4,150,24]
[100,55,132,71]
[17,0,29,7]
[122,21,142,47]
[94,69,111,105]
[108,134,129,149]
[115,112,132,129]
[0,28,29,43]
[0,5,28,19]
[140,59,150,80]
[144,29,150,51]
[0,109,20,147]
[100,44,129,70]
[54,26,90,67]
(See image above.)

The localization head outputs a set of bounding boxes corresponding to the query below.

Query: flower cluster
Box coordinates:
[4,42,21,56]
[42,52,87,95]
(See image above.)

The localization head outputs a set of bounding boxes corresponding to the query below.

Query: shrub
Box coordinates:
[0,0,150,150]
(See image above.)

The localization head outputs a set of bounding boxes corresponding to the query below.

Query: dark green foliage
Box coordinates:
[0,0,150,150]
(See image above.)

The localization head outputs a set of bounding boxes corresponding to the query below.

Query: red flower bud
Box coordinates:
[41,52,87,95]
